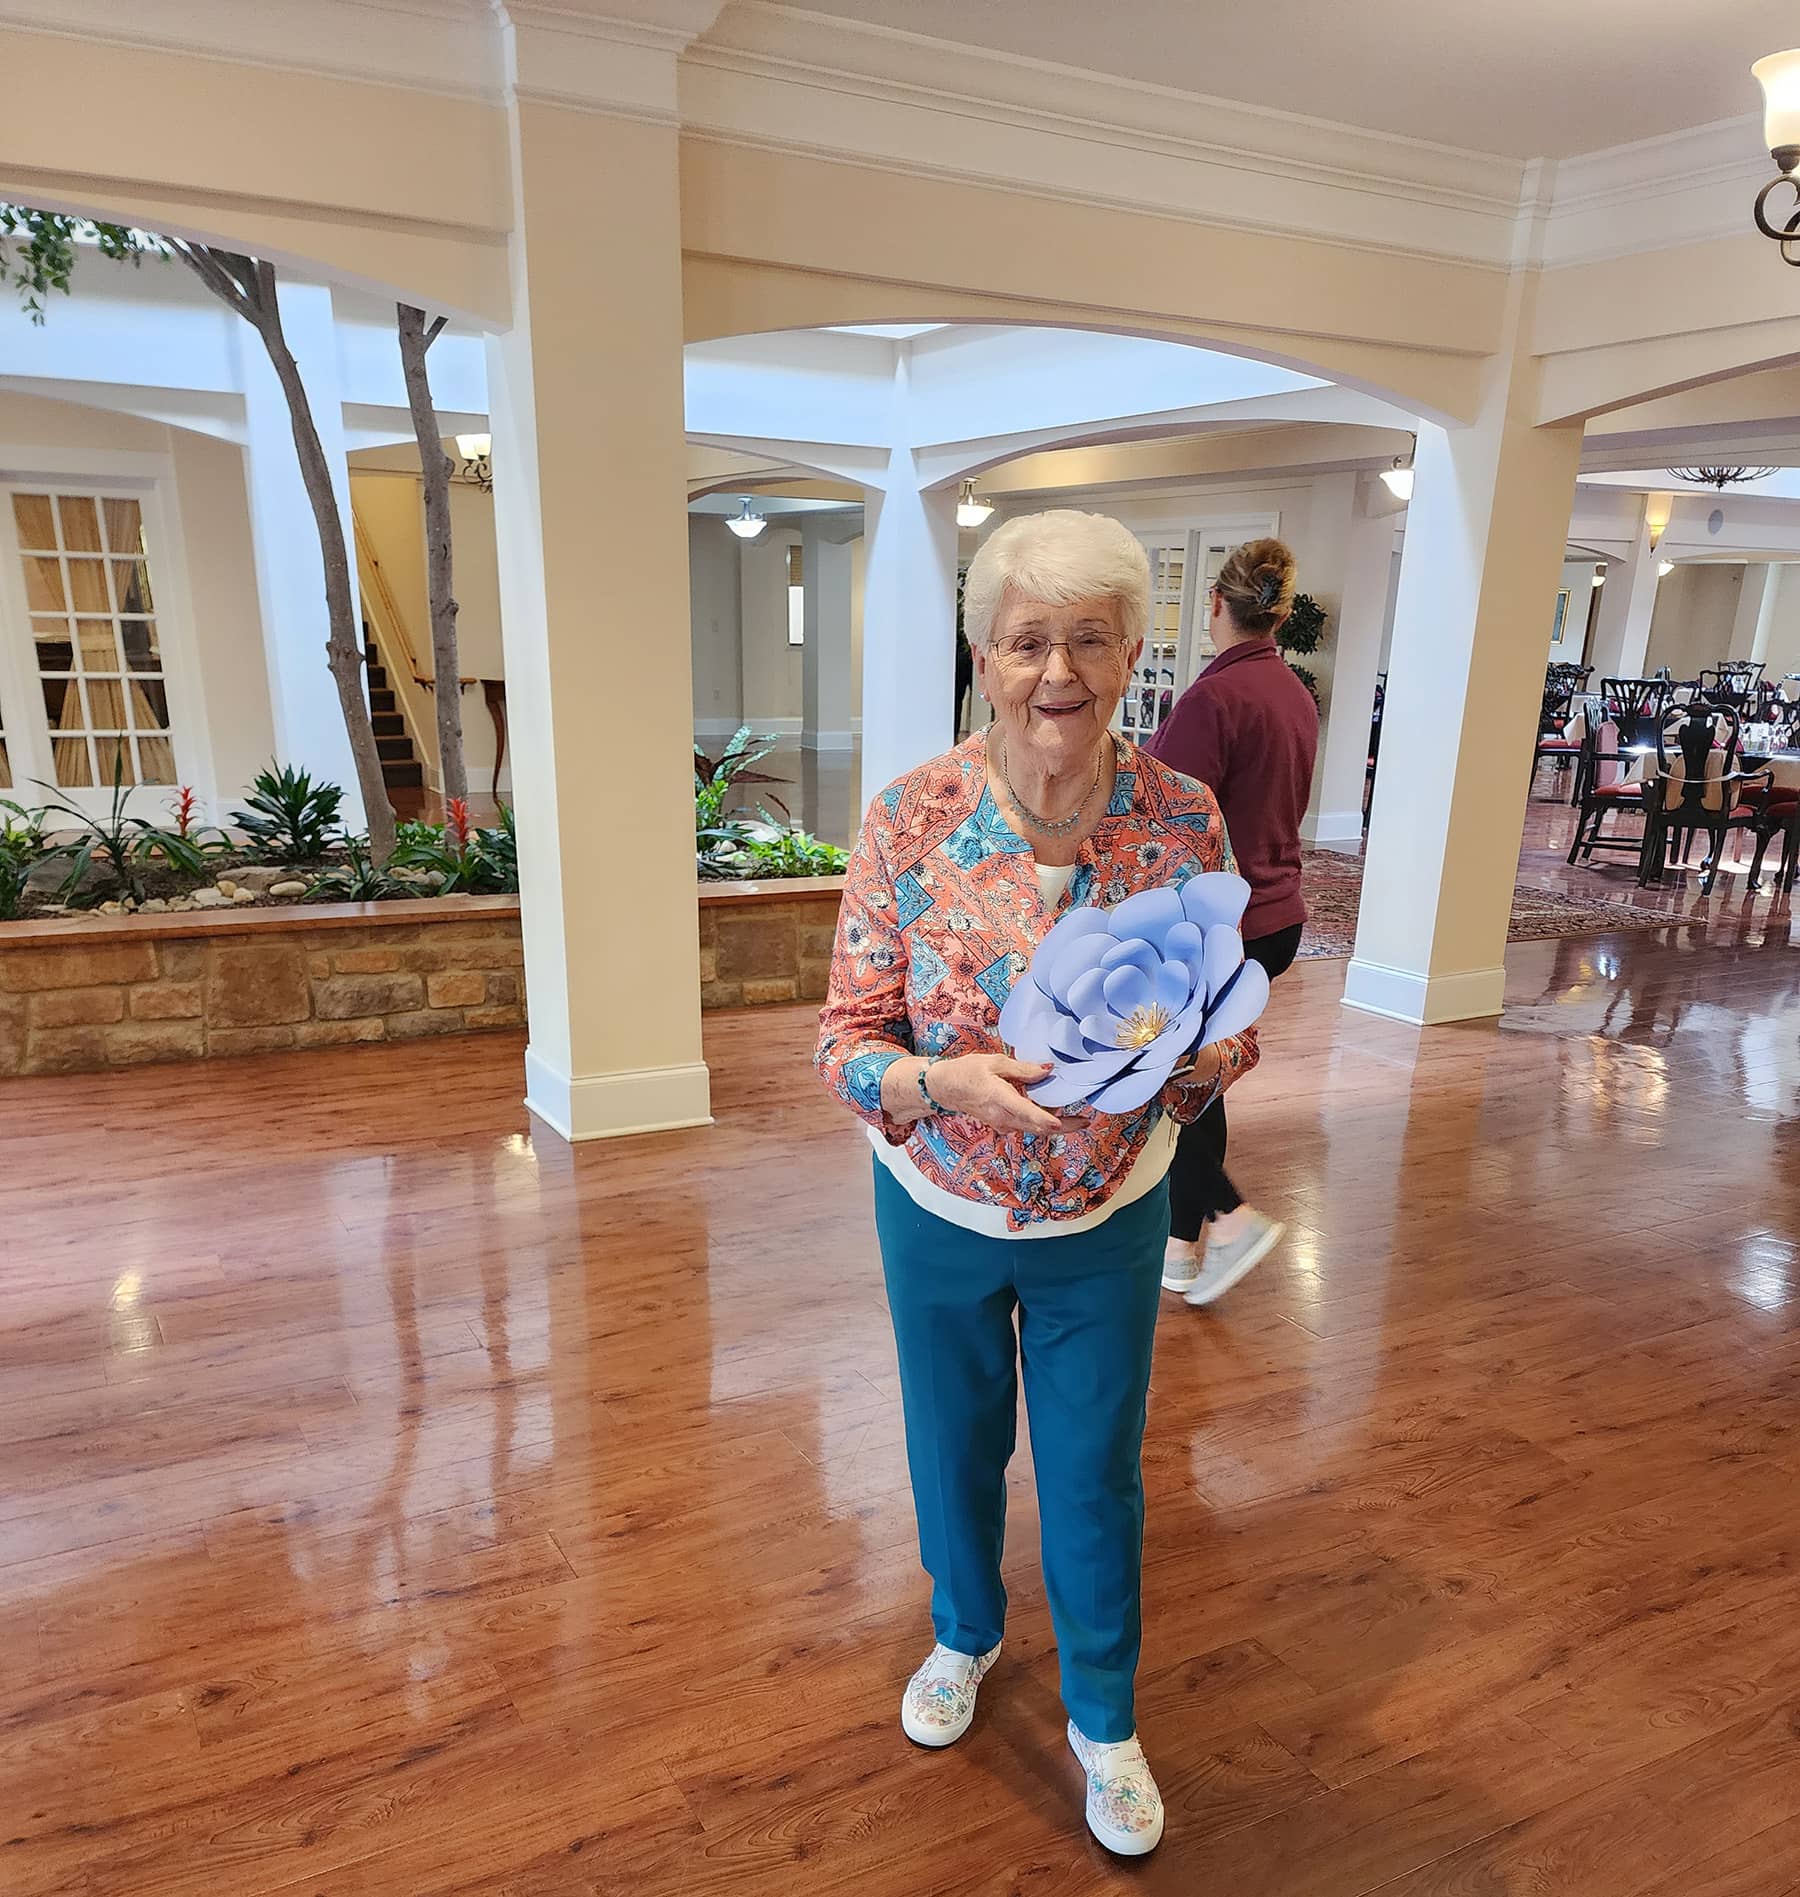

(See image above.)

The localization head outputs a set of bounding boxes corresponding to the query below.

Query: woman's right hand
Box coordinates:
[926,1052,1065,1135]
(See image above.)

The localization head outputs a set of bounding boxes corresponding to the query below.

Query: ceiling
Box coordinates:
[793,0,1797,159]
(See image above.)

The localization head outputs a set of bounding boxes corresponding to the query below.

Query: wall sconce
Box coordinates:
[453,432,492,493]
[1591,566,1607,588]
[1379,455,1414,502]
[1644,492,1673,550]
[1753,50,1800,262]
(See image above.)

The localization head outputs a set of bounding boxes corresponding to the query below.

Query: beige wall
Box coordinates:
[689,515,744,731]
[0,391,273,808]
[738,526,803,725]
[352,466,505,792]
[1645,564,1743,681]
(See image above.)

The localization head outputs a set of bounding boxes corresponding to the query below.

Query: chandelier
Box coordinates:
[1664,465,1779,488]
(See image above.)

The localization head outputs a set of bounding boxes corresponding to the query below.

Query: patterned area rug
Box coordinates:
[1298,848,1670,960]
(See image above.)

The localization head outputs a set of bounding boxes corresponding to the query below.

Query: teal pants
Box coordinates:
[873,1160,1167,1742]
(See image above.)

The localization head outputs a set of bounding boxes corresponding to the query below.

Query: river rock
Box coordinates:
[190,886,232,908]
[269,880,308,898]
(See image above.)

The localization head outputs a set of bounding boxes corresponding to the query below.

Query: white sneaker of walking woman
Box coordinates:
[1166,1209,1285,1307]
[1068,1722,1165,1856]
[900,1640,1001,1746]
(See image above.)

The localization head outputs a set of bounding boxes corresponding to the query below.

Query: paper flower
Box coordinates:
[998,873,1270,1114]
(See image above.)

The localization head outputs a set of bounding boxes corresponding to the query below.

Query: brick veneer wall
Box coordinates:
[0,881,849,1076]
[0,899,524,1077]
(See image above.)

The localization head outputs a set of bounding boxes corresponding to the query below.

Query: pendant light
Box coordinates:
[956,479,994,528]
[1379,455,1414,502]
[725,497,768,540]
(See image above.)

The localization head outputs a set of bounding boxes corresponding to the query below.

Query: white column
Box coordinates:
[859,461,957,802]
[1731,562,1781,663]
[487,39,709,1140]
[1303,473,1399,845]
[801,518,857,753]
[1344,274,1585,1026]
[1588,498,1660,679]
[237,280,364,826]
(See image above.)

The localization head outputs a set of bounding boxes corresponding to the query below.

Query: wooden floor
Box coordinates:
[4,901,1800,1892]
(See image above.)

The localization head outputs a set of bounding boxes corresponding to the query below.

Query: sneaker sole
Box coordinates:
[1160,1268,1199,1293]
[1183,1219,1285,1307]
[1067,1727,1165,1857]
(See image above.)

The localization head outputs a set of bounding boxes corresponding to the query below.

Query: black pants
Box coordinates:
[1168,921,1303,1243]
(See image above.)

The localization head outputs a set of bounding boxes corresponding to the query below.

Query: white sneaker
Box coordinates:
[1184,1210,1284,1307]
[1068,1721,1164,1856]
[1161,1236,1201,1294]
[900,1640,1001,1747]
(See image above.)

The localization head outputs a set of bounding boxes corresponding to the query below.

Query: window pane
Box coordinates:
[127,676,169,730]
[33,620,73,673]
[13,493,55,549]
[53,734,92,787]
[22,556,65,613]
[68,560,110,613]
[121,619,162,674]
[41,678,79,731]
[136,734,174,784]
[112,558,153,614]
[57,495,101,553]
[77,621,119,671]
[102,498,143,555]
[85,678,126,729]
[96,735,133,787]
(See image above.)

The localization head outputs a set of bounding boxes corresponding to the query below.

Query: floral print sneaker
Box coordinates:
[1067,1721,1165,1856]
[899,1640,1002,1747]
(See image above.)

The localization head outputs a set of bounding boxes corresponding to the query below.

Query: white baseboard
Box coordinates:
[1341,959,1506,1026]
[523,1046,713,1143]
[1301,809,1365,846]
[801,730,856,753]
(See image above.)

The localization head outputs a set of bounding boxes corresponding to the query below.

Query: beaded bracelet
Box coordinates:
[916,1057,949,1115]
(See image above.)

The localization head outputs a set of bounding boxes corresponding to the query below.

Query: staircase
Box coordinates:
[365,632,425,808]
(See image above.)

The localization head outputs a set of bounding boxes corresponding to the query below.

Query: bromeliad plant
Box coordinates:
[390,798,519,893]
[30,750,221,907]
[700,812,849,880]
[0,799,52,920]
[304,834,415,903]
[696,726,791,868]
[231,763,345,863]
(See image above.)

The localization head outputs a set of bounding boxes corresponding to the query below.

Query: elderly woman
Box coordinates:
[815,509,1257,1858]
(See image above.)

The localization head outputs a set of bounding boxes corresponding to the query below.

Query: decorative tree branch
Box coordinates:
[0,203,398,862]
[397,302,468,813]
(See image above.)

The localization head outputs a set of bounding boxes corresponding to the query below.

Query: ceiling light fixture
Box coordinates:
[1591,566,1607,588]
[1665,464,1780,488]
[1379,455,1414,502]
[1753,50,1800,262]
[725,497,768,540]
[1658,559,1676,578]
[452,432,492,493]
[956,479,994,529]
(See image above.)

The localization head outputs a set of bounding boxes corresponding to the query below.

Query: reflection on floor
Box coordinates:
[4,907,1798,1891]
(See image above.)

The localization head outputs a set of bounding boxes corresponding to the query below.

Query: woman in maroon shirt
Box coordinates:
[1144,538,1318,1306]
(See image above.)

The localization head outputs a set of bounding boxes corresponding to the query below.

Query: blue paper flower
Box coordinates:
[997,873,1270,1114]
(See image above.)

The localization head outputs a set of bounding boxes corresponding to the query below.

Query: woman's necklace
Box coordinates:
[996,733,1103,838]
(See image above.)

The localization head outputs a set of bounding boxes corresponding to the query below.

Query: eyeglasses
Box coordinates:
[991,631,1127,673]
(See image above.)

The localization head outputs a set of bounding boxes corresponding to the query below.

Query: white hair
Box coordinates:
[961,509,1151,653]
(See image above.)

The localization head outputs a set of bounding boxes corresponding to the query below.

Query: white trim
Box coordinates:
[800,728,854,752]
[1341,958,1506,1025]
[1301,809,1366,846]
[523,1044,713,1141]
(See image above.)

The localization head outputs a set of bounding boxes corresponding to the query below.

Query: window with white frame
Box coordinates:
[11,491,175,789]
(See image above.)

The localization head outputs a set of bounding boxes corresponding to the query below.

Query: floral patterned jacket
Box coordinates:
[815,731,1259,1229]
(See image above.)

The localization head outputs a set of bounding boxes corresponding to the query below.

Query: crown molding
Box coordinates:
[680,2,1527,268]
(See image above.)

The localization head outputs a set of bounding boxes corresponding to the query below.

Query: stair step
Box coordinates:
[382,760,425,789]
[377,736,416,762]
[372,712,406,738]
[366,665,389,691]
[369,690,397,716]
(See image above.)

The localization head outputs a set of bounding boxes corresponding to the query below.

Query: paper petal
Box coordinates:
[1078,1010,1120,1050]
[1028,1046,1137,1107]
[1038,928,1115,1002]
[1201,924,1245,1007]
[1101,964,1154,1021]
[1109,886,1186,951]
[1162,919,1205,975]
[1180,871,1251,932]
[1030,905,1111,972]
[998,971,1051,1048]
[1045,1013,1087,1059]
[1134,989,1212,1067]
[1153,959,1191,1018]
[1098,938,1161,981]
[1066,966,1108,1021]
[1090,1059,1174,1114]
[1200,955,1270,1043]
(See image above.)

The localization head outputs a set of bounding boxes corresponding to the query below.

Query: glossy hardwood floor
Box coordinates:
[4,901,1800,1892]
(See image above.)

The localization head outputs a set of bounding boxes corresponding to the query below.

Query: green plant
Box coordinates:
[700,807,849,880]
[31,751,215,906]
[304,834,414,902]
[696,727,788,834]
[232,763,345,862]
[0,799,52,920]
[473,804,518,893]
[390,798,519,894]
[1278,592,1328,707]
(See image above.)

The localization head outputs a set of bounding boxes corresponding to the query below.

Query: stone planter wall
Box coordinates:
[697,875,845,1009]
[0,878,848,1076]
[0,898,524,1077]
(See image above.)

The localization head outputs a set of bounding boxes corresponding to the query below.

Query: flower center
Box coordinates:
[1114,1003,1171,1049]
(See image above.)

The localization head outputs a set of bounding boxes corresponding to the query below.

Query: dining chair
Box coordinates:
[1638,701,1767,894]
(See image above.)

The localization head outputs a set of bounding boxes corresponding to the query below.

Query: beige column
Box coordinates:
[487,7,718,1139]
[1588,498,1661,680]
[1345,273,1585,1026]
